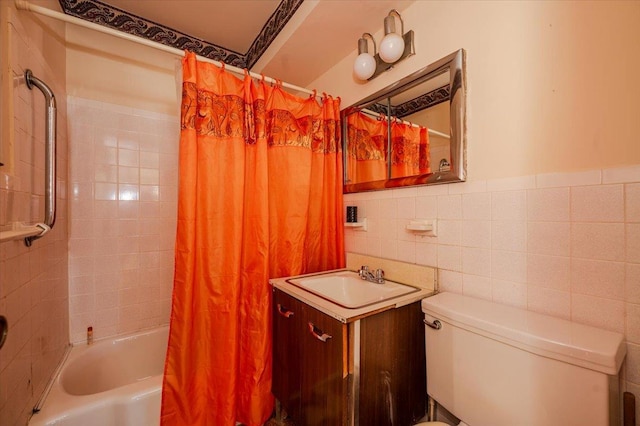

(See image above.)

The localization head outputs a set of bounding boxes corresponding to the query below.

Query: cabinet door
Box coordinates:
[272,289,304,422]
[300,304,347,426]
[358,301,426,426]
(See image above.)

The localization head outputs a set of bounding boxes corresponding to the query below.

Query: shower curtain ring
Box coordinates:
[310,89,317,99]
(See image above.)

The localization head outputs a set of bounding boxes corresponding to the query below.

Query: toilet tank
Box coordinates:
[422,293,626,426]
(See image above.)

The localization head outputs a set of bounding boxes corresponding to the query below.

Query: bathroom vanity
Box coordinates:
[271,269,434,426]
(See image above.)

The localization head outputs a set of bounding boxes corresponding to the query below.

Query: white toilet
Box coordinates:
[416,292,626,426]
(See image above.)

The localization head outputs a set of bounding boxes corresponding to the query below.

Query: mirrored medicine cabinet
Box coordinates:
[342,49,467,193]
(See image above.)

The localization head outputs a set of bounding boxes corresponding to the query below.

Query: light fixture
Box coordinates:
[353,9,415,81]
[379,10,405,63]
[353,33,377,80]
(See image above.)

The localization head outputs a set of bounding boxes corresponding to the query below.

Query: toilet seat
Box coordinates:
[414,422,451,426]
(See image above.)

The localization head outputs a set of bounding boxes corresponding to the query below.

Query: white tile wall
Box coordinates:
[344,165,640,413]
[0,8,68,426]
[67,97,178,344]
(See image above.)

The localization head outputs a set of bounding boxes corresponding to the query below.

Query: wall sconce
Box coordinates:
[353,9,415,81]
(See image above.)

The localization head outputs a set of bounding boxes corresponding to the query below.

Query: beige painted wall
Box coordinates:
[310,0,640,181]
[65,24,179,115]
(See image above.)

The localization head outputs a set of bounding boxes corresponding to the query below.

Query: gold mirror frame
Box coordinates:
[342,49,467,193]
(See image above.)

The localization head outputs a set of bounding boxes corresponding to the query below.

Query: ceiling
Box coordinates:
[58,0,414,87]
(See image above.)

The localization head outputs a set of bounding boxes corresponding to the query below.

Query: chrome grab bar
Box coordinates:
[24,69,56,247]
[423,318,442,330]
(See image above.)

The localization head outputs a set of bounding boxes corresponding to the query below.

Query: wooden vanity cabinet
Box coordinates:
[272,288,426,426]
[273,289,347,425]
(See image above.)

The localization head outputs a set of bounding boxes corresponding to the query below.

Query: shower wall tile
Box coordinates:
[67,97,178,344]
[344,164,640,398]
[0,7,69,426]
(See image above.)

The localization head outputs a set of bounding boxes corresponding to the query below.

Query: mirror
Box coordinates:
[343,49,466,193]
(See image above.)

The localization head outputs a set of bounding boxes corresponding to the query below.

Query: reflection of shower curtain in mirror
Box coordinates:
[346,112,387,184]
[391,121,431,178]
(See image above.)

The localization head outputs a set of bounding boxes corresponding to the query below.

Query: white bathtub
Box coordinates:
[29,326,169,426]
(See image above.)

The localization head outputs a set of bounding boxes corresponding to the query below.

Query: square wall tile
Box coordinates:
[462,274,491,300]
[462,192,490,221]
[396,197,415,219]
[437,195,462,220]
[571,223,625,261]
[527,187,569,222]
[396,241,416,263]
[437,245,461,272]
[627,303,640,345]
[571,293,624,333]
[627,223,640,263]
[571,185,624,222]
[438,270,462,294]
[379,198,397,219]
[570,258,624,300]
[527,254,570,291]
[492,190,526,221]
[461,220,491,249]
[625,183,640,223]
[491,250,527,283]
[437,220,461,246]
[527,286,570,319]
[492,220,527,252]
[462,247,491,277]
[627,263,640,304]
[415,195,438,219]
[528,222,570,256]
[492,279,527,309]
[416,241,437,267]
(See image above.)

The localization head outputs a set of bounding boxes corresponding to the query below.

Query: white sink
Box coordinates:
[287,271,419,309]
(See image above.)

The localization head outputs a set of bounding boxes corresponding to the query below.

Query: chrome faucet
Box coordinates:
[359,265,385,284]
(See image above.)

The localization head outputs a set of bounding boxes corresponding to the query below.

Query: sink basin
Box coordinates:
[287,271,419,309]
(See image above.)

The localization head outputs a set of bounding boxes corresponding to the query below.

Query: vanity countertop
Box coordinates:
[270,268,436,323]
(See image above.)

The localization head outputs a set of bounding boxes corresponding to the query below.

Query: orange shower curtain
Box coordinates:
[161,52,345,426]
[345,111,388,184]
[391,120,431,178]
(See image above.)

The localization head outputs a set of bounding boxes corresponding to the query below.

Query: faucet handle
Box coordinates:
[374,269,384,279]
[359,265,369,279]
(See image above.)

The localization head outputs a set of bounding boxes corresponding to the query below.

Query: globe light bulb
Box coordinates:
[354,52,376,80]
[379,32,404,63]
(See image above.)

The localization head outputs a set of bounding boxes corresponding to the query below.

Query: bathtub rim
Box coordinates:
[28,325,169,426]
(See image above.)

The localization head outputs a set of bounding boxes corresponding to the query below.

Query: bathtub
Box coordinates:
[29,326,169,426]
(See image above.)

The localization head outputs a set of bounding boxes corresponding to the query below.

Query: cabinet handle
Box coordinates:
[308,322,332,342]
[277,304,294,318]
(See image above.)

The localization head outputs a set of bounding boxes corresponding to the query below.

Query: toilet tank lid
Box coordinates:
[422,292,626,375]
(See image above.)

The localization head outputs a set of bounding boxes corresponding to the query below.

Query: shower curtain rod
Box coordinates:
[14,0,318,98]
[361,108,451,139]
